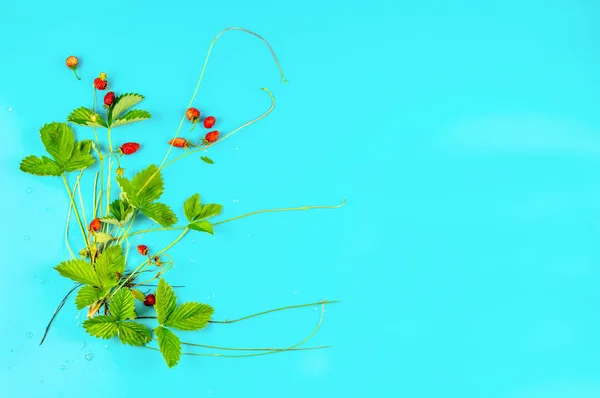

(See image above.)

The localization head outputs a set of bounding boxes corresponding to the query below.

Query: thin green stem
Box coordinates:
[177,340,329,352]
[75,170,88,229]
[62,174,89,248]
[92,172,99,218]
[144,303,326,359]
[209,300,339,324]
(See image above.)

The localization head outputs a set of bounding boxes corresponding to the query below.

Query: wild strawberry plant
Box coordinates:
[20,28,344,368]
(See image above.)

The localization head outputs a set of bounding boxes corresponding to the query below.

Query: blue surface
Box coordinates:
[2,0,600,397]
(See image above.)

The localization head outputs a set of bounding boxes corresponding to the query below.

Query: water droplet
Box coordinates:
[40,380,44,384]
[26,187,33,194]
[8,107,13,111]
[64,359,69,363]
[24,235,30,241]
[104,344,109,350]
[190,259,196,263]
[25,332,33,339]
[247,234,251,237]
[80,342,87,350]
[85,352,94,361]
[191,238,197,243]
[59,365,66,371]
[293,291,299,294]
[232,199,239,203]
[235,146,239,150]
[32,272,36,278]
[40,279,46,284]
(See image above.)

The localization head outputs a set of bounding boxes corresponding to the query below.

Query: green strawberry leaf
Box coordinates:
[131,288,145,302]
[165,302,214,331]
[54,259,99,286]
[83,316,118,339]
[117,322,152,346]
[109,288,136,321]
[94,246,125,288]
[154,326,181,368]
[101,198,134,227]
[155,279,177,325]
[112,109,151,127]
[109,93,144,125]
[196,203,222,220]
[65,140,95,172]
[75,286,107,310]
[116,165,164,208]
[67,107,108,128]
[19,155,62,176]
[183,194,202,222]
[188,220,213,235]
[40,122,75,167]
[141,202,178,227]
[200,156,214,164]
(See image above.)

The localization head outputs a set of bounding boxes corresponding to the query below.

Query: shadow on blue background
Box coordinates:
[1,0,600,397]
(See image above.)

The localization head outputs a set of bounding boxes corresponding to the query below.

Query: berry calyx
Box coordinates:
[203,116,216,129]
[93,78,108,90]
[143,294,156,306]
[169,138,189,148]
[89,218,101,232]
[205,130,220,143]
[99,72,107,80]
[65,56,81,80]
[116,167,125,176]
[137,244,148,256]
[104,91,115,107]
[119,142,140,155]
[186,108,200,131]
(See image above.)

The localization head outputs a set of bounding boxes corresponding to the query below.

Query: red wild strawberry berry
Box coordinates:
[169,138,188,148]
[137,244,148,256]
[205,130,219,143]
[203,116,216,129]
[143,293,156,306]
[93,77,108,90]
[104,91,115,107]
[186,108,200,121]
[120,142,140,155]
[89,218,101,232]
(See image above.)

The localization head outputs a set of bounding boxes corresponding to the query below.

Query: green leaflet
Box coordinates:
[112,109,151,127]
[155,279,177,325]
[183,194,202,222]
[19,155,62,176]
[188,220,213,235]
[141,202,178,227]
[200,156,214,164]
[94,246,125,288]
[83,316,119,339]
[94,232,113,244]
[65,140,95,172]
[109,288,136,321]
[117,322,152,346]
[54,259,98,286]
[67,107,108,128]
[109,93,144,124]
[101,198,133,227]
[154,326,181,368]
[116,164,164,208]
[40,122,74,167]
[165,302,214,331]
[75,286,107,310]
[131,288,145,302]
[21,123,95,176]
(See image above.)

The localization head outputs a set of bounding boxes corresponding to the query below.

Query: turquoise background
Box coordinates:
[2,0,600,397]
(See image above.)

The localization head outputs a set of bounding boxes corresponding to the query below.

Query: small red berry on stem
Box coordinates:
[137,245,148,256]
[169,137,189,148]
[119,142,140,155]
[65,56,81,80]
[203,116,216,129]
[143,294,156,306]
[186,108,200,131]
[104,91,115,107]
[94,78,108,90]
[89,218,101,232]
[205,130,219,143]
